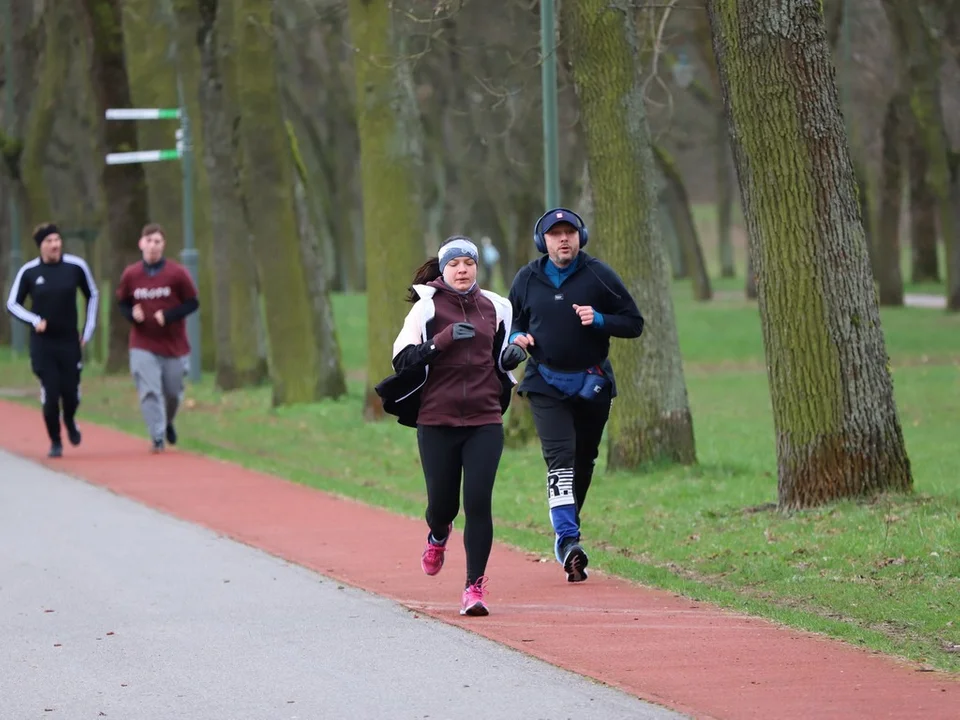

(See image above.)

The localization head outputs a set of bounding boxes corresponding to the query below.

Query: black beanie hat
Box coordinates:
[33,223,59,246]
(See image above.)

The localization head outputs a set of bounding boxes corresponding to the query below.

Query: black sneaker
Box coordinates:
[561,539,589,583]
[165,423,177,445]
[48,443,63,459]
[151,438,165,453]
[66,424,82,447]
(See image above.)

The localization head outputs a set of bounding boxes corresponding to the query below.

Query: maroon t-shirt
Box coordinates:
[115,259,197,357]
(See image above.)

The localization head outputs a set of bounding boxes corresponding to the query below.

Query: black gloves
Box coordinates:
[500,343,527,371]
[451,322,475,341]
[434,321,476,351]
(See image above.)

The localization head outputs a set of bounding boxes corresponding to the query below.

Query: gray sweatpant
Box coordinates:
[129,348,188,441]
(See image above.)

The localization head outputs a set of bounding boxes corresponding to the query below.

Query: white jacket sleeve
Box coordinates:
[392,303,425,360]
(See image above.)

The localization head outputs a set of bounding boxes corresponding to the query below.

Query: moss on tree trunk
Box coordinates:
[562,0,697,469]
[707,0,913,509]
[233,0,326,406]
[347,0,426,420]
[195,0,268,390]
[21,2,71,242]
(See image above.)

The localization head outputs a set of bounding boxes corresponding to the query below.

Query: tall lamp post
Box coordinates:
[3,0,25,354]
[540,0,560,209]
[175,75,200,383]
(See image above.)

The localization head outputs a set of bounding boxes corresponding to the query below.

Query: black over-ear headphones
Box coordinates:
[533,208,589,253]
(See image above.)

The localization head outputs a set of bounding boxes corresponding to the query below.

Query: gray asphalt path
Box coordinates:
[0,451,686,720]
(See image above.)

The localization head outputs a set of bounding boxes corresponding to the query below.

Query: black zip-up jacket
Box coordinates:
[508,252,644,399]
[6,254,99,347]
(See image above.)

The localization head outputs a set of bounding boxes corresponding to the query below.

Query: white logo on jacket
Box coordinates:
[392,285,518,391]
[133,286,172,300]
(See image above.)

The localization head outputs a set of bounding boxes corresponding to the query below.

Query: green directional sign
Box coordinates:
[105,108,180,121]
[105,149,180,166]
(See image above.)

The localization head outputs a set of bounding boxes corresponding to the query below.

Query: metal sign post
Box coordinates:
[3,0,25,354]
[104,106,201,383]
[540,0,560,209]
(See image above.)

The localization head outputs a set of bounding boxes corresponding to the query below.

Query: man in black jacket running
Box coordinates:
[6,222,99,457]
[508,208,643,582]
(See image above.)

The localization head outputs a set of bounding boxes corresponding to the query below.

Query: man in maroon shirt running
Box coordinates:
[116,223,199,452]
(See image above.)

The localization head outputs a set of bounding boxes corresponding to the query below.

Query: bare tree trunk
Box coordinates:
[498,193,541,451]
[691,7,736,279]
[882,0,958,308]
[280,87,338,287]
[315,13,365,294]
[271,13,349,396]
[77,0,151,374]
[0,179,7,344]
[0,180,9,343]
[951,152,960,304]
[853,157,876,278]
[274,2,347,293]
[745,247,758,299]
[563,0,697,468]
[646,169,688,280]
[707,0,912,509]
[233,0,328,405]
[21,2,72,238]
[943,5,960,310]
[274,8,364,294]
[908,128,940,284]
[195,0,267,390]
[348,0,426,420]
[290,142,347,399]
[653,144,713,301]
[716,112,736,278]
[658,194,687,280]
[876,93,905,306]
[0,0,38,345]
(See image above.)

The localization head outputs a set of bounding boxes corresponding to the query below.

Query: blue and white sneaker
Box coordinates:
[558,536,589,583]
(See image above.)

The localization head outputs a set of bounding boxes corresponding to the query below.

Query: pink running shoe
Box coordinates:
[420,524,452,576]
[460,576,489,616]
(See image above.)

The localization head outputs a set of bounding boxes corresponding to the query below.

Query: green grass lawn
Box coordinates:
[2,279,959,673]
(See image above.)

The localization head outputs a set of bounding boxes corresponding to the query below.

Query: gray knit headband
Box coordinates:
[438,236,479,272]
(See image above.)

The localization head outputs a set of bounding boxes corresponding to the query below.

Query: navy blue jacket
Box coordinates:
[507,252,644,399]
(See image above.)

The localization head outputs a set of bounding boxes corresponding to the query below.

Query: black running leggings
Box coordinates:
[30,338,83,444]
[416,423,504,586]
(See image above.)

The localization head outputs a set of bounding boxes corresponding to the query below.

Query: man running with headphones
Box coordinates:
[507,207,644,582]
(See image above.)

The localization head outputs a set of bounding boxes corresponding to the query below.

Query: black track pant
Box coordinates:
[527,391,611,546]
[30,338,83,444]
[417,423,504,586]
